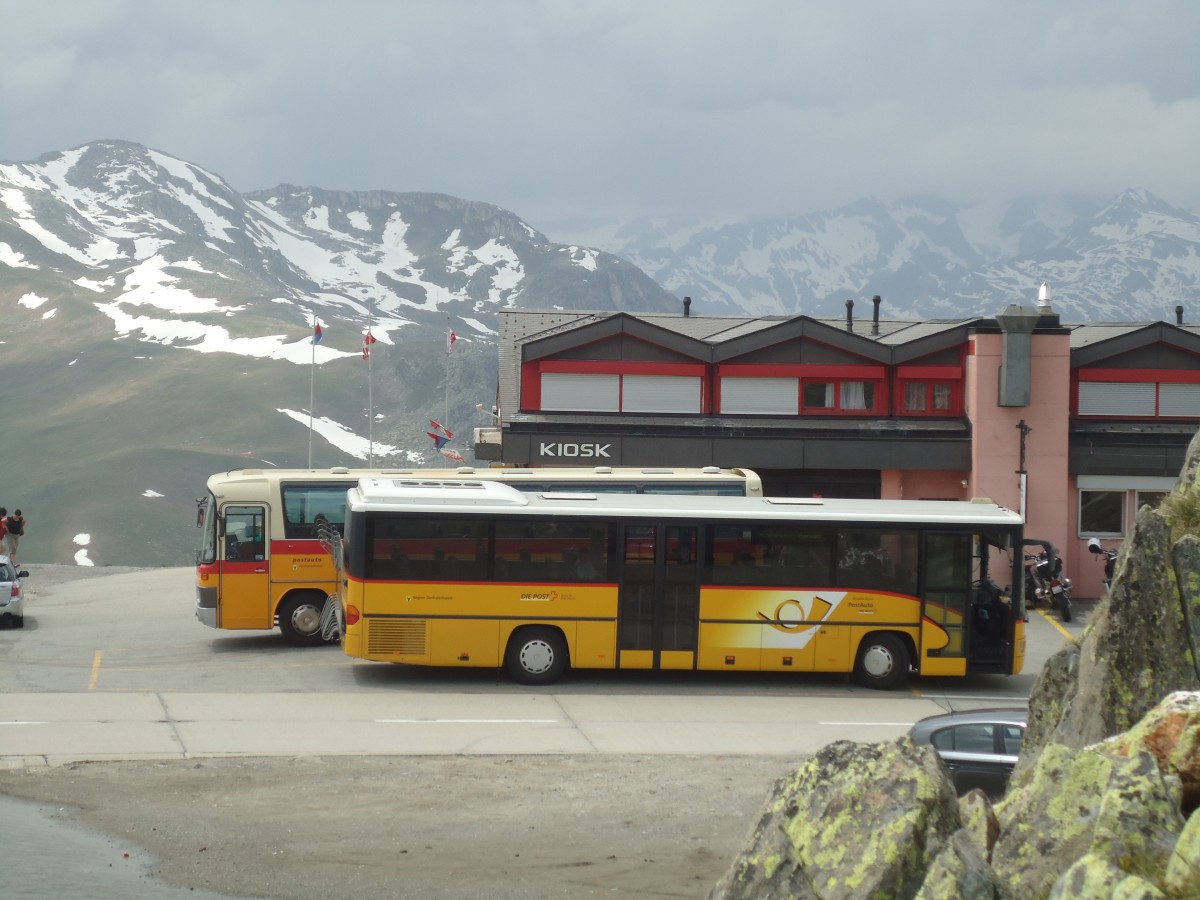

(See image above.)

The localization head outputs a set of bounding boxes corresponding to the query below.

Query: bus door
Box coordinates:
[617,524,700,671]
[919,531,973,677]
[218,505,270,629]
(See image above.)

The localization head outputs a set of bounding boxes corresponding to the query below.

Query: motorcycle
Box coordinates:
[1024,539,1072,622]
[1087,537,1119,589]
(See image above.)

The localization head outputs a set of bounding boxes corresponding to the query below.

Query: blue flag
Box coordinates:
[313,324,323,344]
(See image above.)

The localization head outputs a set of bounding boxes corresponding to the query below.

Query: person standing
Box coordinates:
[0,508,7,558]
[4,508,24,564]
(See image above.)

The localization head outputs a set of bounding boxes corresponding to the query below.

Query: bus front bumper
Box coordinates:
[196,584,218,629]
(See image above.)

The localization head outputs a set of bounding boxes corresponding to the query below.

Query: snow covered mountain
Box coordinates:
[0,140,674,355]
[0,140,677,566]
[2,138,1199,567]
[576,190,1200,322]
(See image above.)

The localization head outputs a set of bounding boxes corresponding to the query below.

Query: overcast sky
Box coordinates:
[3,0,1198,239]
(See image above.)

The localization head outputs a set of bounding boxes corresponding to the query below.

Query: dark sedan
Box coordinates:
[908,707,1027,798]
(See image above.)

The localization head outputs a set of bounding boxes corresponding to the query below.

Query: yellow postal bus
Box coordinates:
[333,479,1026,689]
[195,466,761,644]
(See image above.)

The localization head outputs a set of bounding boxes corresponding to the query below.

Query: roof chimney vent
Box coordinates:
[871,295,881,336]
[845,298,854,331]
[683,296,691,317]
[995,304,1040,407]
[1037,282,1054,314]
[1176,305,1184,325]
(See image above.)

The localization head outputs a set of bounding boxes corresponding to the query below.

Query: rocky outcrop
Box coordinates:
[713,429,1200,899]
[713,693,1200,899]
[1022,507,1200,758]
[711,739,959,898]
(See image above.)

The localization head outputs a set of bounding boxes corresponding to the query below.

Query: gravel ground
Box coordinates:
[2,564,797,899]
[0,754,793,899]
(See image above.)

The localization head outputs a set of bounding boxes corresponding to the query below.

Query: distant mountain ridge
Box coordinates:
[568,189,1200,322]
[3,139,1200,567]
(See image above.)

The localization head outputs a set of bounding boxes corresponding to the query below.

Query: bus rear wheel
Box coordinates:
[854,633,910,690]
[505,627,568,685]
[278,594,329,647]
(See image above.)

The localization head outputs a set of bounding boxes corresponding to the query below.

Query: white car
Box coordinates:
[0,556,28,628]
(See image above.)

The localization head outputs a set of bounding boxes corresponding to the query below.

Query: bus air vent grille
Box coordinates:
[367,619,428,656]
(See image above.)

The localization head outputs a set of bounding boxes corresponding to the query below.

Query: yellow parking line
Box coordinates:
[1037,608,1075,641]
[88,650,102,690]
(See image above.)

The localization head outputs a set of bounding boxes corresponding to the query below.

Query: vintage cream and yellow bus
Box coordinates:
[333,479,1026,689]
[195,466,761,644]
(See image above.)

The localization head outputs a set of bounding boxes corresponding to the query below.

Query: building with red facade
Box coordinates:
[476,288,1200,598]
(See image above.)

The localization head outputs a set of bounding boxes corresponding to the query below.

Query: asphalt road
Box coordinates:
[0,564,1091,899]
[0,564,1088,767]
[0,564,1089,766]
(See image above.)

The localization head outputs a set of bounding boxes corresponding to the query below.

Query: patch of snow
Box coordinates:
[94,301,357,364]
[460,316,495,336]
[18,293,49,309]
[142,490,164,498]
[564,246,599,272]
[73,533,94,567]
[276,408,402,460]
[117,256,239,315]
[0,241,36,268]
[75,276,113,292]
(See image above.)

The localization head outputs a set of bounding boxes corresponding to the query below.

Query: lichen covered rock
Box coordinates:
[711,738,958,899]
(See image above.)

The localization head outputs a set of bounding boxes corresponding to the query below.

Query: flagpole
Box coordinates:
[308,315,316,469]
[444,315,451,431]
[367,303,374,467]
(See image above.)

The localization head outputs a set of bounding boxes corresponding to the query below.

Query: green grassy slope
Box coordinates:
[0,298,496,566]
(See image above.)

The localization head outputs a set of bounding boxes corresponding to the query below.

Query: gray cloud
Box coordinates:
[3,0,1198,238]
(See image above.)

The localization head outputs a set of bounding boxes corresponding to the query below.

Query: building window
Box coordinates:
[1077,382,1156,417]
[902,381,955,413]
[622,375,702,414]
[541,373,619,412]
[840,381,875,410]
[1079,490,1126,536]
[803,382,835,409]
[719,376,798,415]
[1135,491,1167,513]
[1157,383,1200,417]
[801,380,878,413]
[538,372,701,414]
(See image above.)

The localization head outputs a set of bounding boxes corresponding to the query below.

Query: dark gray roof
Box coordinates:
[498,308,1194,422]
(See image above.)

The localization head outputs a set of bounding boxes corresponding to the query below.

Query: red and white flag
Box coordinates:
[439,446,466,463]
[362,329,377,359]
[429,419,453,439]
[447,328,457,353]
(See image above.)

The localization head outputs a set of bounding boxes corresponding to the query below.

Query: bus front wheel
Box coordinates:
[854,633,910,690]
[505,627,568,685]
[278,594,329,647]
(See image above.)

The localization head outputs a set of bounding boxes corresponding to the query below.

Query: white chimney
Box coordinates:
[1037,282,1053,313]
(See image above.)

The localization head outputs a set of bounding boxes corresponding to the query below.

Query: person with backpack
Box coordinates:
[4,509,25,564]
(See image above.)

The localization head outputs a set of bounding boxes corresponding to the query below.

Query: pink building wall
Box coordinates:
[966,327,1074,594]
[881,469,969,501]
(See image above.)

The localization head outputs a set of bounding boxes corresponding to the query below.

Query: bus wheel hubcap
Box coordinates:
[292,605,321,635]
[520,640,553,674]
[863,645,893,678]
